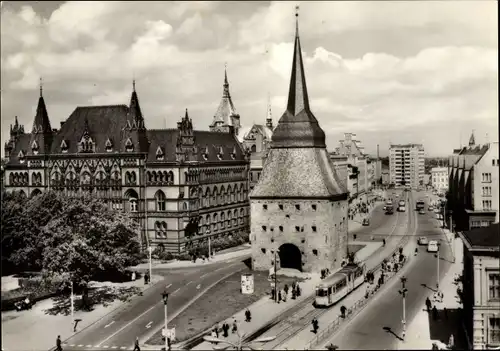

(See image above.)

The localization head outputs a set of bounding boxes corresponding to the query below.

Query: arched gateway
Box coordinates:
[278,243,302,272]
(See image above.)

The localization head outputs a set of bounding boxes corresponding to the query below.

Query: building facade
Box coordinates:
[389,143,425,188]
[4,79,250,253]
[459,224,500,350]
[236,97,274,192]
[448,133,499,231]
[250,16,349,274]
[431,166,448,192]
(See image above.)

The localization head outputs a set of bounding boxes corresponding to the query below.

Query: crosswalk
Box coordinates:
[63,344,131,350]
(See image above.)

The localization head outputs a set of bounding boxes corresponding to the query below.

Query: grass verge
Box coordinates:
[146,269,303,345]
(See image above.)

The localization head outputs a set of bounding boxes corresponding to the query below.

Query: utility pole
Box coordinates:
[148,246,153,281]
[436,245,440,291]
[162,291,169,351]
[274,248,278,303]
[70,280,74,332]
[208,236,211,259]
[399,276,408,341]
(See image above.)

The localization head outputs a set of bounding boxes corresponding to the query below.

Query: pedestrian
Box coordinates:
[223,323,229,337]
[245,309,251,322]
[215,324,220,338]
[383,238,386,246]
[211,329,217,338]
[292,281,296,290]
[426,297,432,312]
[278,290,282,303]
[340,305,347,318]
[144,272,148,285]
[292,289,296,300]
[56,335,63,351]
[284,284,289,296]
[232,319,238,334]
[271,287,276,301]
[282,289,287,302]
[133,337,141,351]
[296,284,301,297]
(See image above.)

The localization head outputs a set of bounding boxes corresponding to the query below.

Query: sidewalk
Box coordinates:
[1,275,163,351]
[131,244,251,270]
[395,236,465,350]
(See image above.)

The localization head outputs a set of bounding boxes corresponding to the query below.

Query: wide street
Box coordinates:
[324,192,453,350]
[58,256,249,350]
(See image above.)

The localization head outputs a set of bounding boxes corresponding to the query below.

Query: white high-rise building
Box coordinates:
[389,143,425,188]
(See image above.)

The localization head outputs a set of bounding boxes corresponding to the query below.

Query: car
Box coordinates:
[362,218,370,226]
[398,205,406,212]
[428,206,434,211]
[383,205,387,211]
[418,237,429,245]
[427,240,439,252]
[419,209,426,215]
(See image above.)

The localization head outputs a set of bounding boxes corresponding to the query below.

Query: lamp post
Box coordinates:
[436,244,440,291]
[162,290,169,351]
[203,322,276,350]
[148,246,153,282]
[399,276,408,341]
[270,247,279,303]
[70,280,74,331]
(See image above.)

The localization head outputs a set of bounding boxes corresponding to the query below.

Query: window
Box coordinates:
[261,248,266,254]
[489,274,500,300]
[312,204,317,211]
[483,200,492,210]
[279,204,284,210]
[490,317,500,344]
[263,204,268,210]
[471,221,481,228]
[295,226,300,232]
[483,187,492,196]
[312,226,317,232]
[279,226,283,232]
[493,159,495,166]
[156,191,166,211]
[295,204,301,210]
[155,222,167,239]
[482,173,492,182]
[262,226,267,232]
[312,249,318,256]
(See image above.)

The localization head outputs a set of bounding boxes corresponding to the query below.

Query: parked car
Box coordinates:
[398,205,406,212]
[362,218,370,226]
[428,206,434,211]
[418,237,429,245]
[419,209,426,215]
[427,240,439,252]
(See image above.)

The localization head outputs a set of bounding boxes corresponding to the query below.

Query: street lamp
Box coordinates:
[203,322,276,350]
[270,247,280,303]
[436,243,441,291]
[148,246,153,282]
[398,276,408,341]
[162,290,169,351]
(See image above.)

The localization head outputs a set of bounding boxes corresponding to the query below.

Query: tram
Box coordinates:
[314,263,367,308]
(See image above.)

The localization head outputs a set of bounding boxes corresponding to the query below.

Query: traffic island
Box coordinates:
[145,269,304,347]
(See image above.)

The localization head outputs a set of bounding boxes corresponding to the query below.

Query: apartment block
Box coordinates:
[389,143,425,188]
[431,166,449,192]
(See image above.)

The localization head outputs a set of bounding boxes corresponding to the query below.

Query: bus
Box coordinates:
[315,263,366,308]
[416,200,425,210]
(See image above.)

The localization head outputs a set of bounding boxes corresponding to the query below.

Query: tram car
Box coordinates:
[314,263,367,308]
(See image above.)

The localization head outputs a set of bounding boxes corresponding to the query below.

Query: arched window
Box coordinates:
[163,171,168,183]
[239,208,244,223]
[158,171,164,183]
[183,202,188,211]
[212,186,218,206]
[206,214,211,225]
[31,189,42,197]
[251,144,256,153]
[80,172,92,185]
[147,172,152,183]
[9,173,14,185]
[220,186,225,205]
[126,189,139,212]
[130,172,136,184]
[156,190,166,211]
[155,221,167,239]
[221,212,225,228]
[168,171,174,184]
[125,172,131,185]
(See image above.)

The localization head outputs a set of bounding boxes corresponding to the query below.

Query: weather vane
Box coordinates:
[295,5,299,17]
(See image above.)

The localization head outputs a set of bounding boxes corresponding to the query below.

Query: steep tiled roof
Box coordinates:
[237,124,273,143]
[6,134,31,166]
[50,105,130,154]
[460,223,500,251]
[458,144,489,170]
[250,148,347,198]
[146,129,245,163]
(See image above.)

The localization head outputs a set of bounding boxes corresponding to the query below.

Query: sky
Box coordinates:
[0,1,498,157]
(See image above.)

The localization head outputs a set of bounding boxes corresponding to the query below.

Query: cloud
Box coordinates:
[0,1,497,158]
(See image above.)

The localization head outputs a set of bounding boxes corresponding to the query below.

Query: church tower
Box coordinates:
[29,79,54,156]
[209,66,241,135]
[250,10,349,274]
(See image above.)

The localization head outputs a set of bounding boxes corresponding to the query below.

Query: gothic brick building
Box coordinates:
[250,15,349,274]
[3,77,250,253]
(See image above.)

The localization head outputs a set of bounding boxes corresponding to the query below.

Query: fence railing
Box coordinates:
[303,240,413,350]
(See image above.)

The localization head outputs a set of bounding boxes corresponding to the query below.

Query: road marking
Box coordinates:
[104,321,115,328]
[166,283,172,289]
[112,347,118,349]
[172,287,180,294]
[146,321,153,329]
[86,345,92,348]
[96,300,162,346]
[186,281,192,285]
[200,273,208,278]
[196,284,201,289]
[120,347,127,350]
[69,345,75,347]
[78,345,84,347]
[102,346,109,349]
[214,267,222,272]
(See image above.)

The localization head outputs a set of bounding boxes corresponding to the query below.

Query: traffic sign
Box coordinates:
[162,327,176,341]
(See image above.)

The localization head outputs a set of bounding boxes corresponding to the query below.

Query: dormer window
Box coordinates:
[60,140,68,153]
[31,140,39,155]
[202,147,209,161]
[18,150,25,164]
[78,135,95,153]
[156,146,164,161]
[105,138,113,152]
[125,138,134,152]
[217,146,223,160]
[230,146,236,160]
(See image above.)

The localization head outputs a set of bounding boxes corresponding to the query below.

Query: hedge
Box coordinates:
[1,276,64,311]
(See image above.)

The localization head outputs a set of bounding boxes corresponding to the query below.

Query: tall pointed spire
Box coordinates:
[39,77,43,97]
[128,80,144,129]
[210,64,239,131]
[32,78,52,134]
[271,7,326,149]
[223,62,230,98]
[469,130,475,147]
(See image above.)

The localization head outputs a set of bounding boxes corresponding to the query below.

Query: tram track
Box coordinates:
[246,192,417,349]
